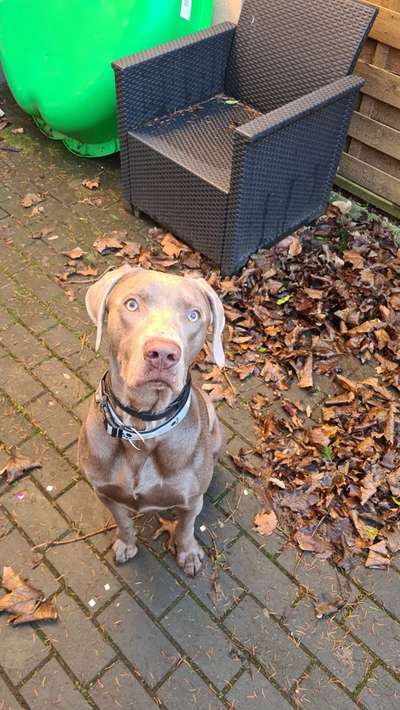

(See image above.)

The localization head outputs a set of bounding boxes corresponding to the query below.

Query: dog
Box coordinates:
[78,264,225,576]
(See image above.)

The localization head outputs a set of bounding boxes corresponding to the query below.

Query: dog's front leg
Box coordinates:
[175,495,205,576]
[98,491,138,564]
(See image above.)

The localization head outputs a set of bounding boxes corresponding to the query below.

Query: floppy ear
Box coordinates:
[85,264,135,351]
[193,278,225,367]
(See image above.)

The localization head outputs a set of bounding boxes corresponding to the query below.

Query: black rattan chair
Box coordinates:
[113,0,377,274]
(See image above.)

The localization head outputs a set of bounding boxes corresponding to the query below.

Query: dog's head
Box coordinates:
[86,265,225,394]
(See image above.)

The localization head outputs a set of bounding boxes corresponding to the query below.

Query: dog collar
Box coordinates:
[95,372,192,447]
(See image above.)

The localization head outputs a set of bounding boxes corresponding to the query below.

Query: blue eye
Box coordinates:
[125,298,139,312]
[188,309,200,322]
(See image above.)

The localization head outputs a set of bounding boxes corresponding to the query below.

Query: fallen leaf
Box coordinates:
[288,235,302,256]
[62,247,86,260]
[11,127,24,134]
[93,234,125,255]
[343,250,365,269]
[152,516,177,553]
[117,241,141,259]
[0,566,57,625]
[347,319,385,336]
[21,193,42,208]
[253,510,278,536]
[161,233,190,258]
[294,531,332,558]
[365,541,390,569]
[298,354,313,388]
[82,176,100,190]
[0,447,41,483]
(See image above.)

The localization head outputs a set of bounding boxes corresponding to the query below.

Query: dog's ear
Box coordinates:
[85,264,135,351]
[193,278,225,368]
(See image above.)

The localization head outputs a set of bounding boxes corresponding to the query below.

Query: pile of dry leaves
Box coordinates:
[57,196,399,571]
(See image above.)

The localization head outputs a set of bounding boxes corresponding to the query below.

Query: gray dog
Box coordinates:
[78,264,225,576]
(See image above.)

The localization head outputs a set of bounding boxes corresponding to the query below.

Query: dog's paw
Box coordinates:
[177,540,204,577]
[113,538,138,564]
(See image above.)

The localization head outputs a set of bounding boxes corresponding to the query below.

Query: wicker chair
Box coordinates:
[113,0,377,274]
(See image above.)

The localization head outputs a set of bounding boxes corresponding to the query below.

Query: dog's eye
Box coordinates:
[188,308,200,322]
[125,298,139,312]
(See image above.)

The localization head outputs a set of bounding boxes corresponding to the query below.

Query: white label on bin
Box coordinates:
[180,0,192,21]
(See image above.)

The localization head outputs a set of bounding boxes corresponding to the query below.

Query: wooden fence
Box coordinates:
[337,0,400,218]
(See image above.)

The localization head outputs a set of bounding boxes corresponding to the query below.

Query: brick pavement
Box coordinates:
[0,86,399,710]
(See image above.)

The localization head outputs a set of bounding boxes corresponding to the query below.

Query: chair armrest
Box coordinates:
[113,23,235,130]
[235,76,363,143]
[223,76,363,274]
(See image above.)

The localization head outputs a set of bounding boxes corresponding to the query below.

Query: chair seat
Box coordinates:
[129,95,260,193]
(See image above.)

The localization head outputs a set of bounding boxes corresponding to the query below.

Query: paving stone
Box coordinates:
[224,596,309,691]
[206,463,236,502]
[345,600,400,672]
[296,666,358,709]
[21,657,91,710]
[18,436,78,497]
[107,544,182,617]
[90,660,157,709]
[57,480,113,552]
[218,402,256,445]
[158,662,224,709]
[0,617,48,684]
[77,356,108,391]
[0,528,58,595]
[98,590,177,687]
[47,541,120,610]
[0,307,14,330]
[358,665,400,709]
[1,479,68,545]
[73,396,91,423]
[11,299,57,336]
[161,595,240,689]
[34,358,91,408]
[0,395,35,447]
[278,547,358,605]
[41,324,85,358]
[0,676,23,709]
[165,555,242,619]
[219,485,286,555]
[0,507,13,540]
[350,565,400,619]
[27,392,80,450]
[226,537,298,617]
[0,356,44,405]
[196,497,239,551]
[61,440,79,468]
[226,667,292,709]
[284,598,372,691]
[44,592,114,683]
[0,322,49,367]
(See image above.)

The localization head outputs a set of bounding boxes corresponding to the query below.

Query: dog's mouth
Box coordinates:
[136,373,178,391]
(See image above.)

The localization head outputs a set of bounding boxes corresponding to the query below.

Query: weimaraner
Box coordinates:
[78,265,225,576]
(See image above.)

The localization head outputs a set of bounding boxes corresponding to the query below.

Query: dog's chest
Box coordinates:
[129,460,190,512]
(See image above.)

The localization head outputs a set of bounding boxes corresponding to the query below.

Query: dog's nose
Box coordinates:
[143,338,182,370]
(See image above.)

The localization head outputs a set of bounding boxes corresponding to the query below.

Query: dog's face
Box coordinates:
[86,266,225,395]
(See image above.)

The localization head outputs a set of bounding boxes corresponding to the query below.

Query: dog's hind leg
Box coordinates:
[175,495,205,577]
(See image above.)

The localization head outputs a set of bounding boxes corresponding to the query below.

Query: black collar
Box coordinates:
[100,372,192,422]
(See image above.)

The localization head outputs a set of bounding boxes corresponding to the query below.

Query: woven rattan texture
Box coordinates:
[225,0,377,114]
[131,96,260,192]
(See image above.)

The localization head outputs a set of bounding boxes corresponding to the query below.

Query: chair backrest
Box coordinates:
[225,0,377,113]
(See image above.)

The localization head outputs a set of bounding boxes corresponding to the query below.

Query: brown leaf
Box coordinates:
[82,176,100,190]
[347,319,385,336]
[384,404,395,445]
[0,566,58,625]
[365,541,389,569]
[21,192,42,208]
[75,266,98,278]
[253,510,278,536]
[93,235,125,255]
[117,241,141,259]
[343,250,365,269]
[294,531,332,558]
[9,599,58,625]
[152,517,177,553]
[161,233,190,258]
[297,354,313,388]
[0,447,41,483]
[314,598,346,619]
[62,247,86,260]
[309,425,337,447]
[288,235,302,256]
[11,127,24,134]
[360,472,377,505]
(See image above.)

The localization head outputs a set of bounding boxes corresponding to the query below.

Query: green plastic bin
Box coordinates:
[0,0,214,157]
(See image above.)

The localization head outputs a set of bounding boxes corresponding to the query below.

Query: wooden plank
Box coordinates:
[335,174,400,219]
[377,0,400,13]
[348,111,400,160]
[362,1,400,49]
[356,60,400,108]
[339,152,400,204]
